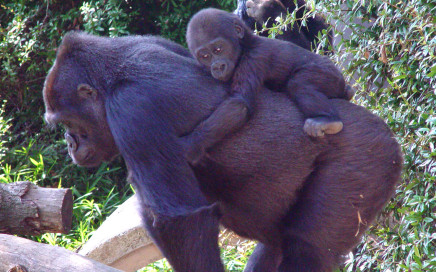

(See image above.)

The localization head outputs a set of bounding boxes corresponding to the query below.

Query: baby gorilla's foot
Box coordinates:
[303,117,343,137]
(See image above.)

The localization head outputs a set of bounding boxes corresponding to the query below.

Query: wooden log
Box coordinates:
[0,234,123,272]
[0,181,72,235]
[79,195,248,271]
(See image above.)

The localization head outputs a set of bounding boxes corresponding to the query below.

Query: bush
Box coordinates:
[318,0,435,270]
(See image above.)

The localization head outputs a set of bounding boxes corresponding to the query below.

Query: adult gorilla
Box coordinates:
[43,32,402,272]
[235,0,333,51]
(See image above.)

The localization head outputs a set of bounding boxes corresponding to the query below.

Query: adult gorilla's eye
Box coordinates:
[213,47,222,54]
[201,53,210,59]
[63,122,71,128]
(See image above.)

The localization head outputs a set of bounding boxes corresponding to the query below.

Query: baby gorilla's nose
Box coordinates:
[211,60,230,81]
[212,61,227,72]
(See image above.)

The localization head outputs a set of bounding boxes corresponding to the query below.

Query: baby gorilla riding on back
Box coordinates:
[185,8,352,163]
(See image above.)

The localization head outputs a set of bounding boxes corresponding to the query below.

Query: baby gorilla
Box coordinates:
[185,8,352,164]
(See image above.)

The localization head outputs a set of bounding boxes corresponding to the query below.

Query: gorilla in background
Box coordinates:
[235,0,333,51]
[43,32,402,271]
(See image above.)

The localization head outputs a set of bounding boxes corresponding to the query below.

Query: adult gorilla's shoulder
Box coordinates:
[43,32,402,272]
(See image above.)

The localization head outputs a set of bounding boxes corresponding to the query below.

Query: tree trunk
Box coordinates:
[0,181,72,235]
[0,234,122,272]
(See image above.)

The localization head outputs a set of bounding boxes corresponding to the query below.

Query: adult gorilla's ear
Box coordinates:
[77,84,97,100]
[234,21,245,39]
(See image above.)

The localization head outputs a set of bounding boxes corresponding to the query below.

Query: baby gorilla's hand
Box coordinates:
[182,136,207,166]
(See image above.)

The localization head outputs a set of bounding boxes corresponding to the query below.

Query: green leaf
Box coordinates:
[427,65,436,78]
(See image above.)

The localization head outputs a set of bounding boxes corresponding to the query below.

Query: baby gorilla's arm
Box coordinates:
[183,96,250,165]
[230,57,265,111]
[183,57,265,165]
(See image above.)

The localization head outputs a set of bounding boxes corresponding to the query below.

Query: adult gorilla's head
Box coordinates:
[43,33,119,167]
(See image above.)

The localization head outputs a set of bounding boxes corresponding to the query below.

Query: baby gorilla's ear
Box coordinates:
[233,21,245,39]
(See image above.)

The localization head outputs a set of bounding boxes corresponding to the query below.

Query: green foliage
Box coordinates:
[80,0,132,36]
[0,102,11,161]
[154,0,236,45]
[1,0,435,271]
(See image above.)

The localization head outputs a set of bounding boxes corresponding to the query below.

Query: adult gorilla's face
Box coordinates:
[43,60,119,167]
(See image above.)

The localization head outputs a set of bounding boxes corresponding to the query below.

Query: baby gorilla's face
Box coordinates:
[194,37,240,82]
[186,8,247,81]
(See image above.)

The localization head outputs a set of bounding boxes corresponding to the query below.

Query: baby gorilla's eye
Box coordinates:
[201,53,210,59]
[213,47,222,54]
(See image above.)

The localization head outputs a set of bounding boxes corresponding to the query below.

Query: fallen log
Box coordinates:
[0,181,72,235]
[0,234,122,272]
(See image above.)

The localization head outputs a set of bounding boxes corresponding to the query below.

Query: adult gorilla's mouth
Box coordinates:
[72,151,99,168]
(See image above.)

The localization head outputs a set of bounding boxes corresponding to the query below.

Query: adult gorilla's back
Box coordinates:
[43,32,402,272]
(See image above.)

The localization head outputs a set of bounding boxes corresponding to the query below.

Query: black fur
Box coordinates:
[43,32,402,272]
[185,9,349,162]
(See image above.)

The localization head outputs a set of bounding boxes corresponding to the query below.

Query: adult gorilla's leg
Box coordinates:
[277,169,356,271]
[141,203,224,272]
[244,243,282,272]
[279,236,332,271]
[279,152,400,271]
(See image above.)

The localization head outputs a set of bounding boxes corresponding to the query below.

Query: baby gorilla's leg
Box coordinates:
[286,81,343,137]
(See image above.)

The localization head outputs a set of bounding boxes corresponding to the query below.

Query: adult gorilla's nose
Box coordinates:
[65,133,78,152]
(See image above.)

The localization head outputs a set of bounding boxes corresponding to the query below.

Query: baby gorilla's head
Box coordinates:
[186,8,250,81]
